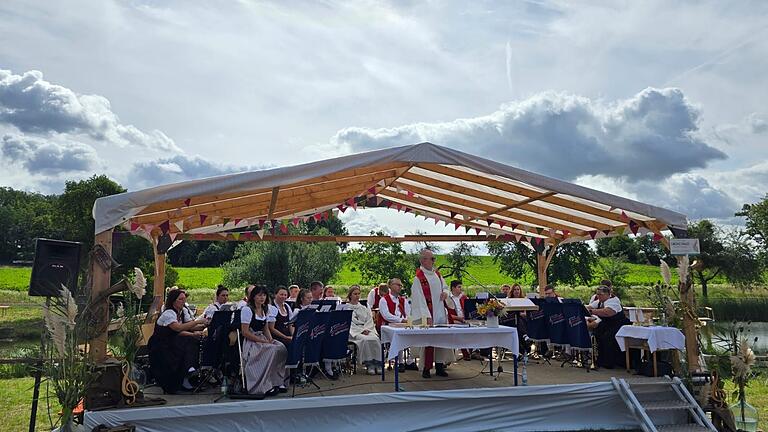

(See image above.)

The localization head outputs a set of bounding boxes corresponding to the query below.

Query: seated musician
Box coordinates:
[346,285,382,375]
[269,286,293,347]
[293,288,312,314]
[323,286,335,299]
[543,284,563,302]
[240,285,288,396]
[367,282,389,310]
[505,283,530,354]
[377,278,417,371]
[203,285,229,319]
[237,284,255,309]
[309,280,324,301]
[149,289,208,393]
[287,284,300,302]
[589,279,613,304]
[500,284,512,297]
[586,286,630,369]
[447,280,472,361]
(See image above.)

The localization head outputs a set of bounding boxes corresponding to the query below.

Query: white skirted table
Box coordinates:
[615,325,685,376]
[380,325,519,391]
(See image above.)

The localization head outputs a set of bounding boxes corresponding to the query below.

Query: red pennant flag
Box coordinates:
[475,228,482,235]
[292,217,300,226]
[404,207,411,214]
[498,221,506,229]
[653,232,663,242]
[562,229,570,237]
[406,190,414,198]
[509,223,518,231]
[183,198,191,207]
[620,211,629,222]
[588,230,598,239]
[629,220,640,235]
[257,219,265,228]
[346,198,355,206]
[486,218,494,226]
[280,223,288,234]
[450,211,456,219]
[395,203,402,211]
[234,218,242,226]
[368,187,376,195]
[454,222,461,230]
[130,221,140,231]
[199,214,207,225]
[313,213,322,221]
[602,229,612,236]
[159,220,170,234]
[337,204,347,213]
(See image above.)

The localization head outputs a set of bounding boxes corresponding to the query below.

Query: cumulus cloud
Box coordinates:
[746,112,767,134]
[125,155,269,189]
[1,133,99,174]
[0,69,180,152]
[333,88,726,181]
[576,172,739,220]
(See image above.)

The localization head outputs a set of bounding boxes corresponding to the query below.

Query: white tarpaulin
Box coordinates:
[93,143,687,239]
[380,326,519,361]
[84,382,639,432]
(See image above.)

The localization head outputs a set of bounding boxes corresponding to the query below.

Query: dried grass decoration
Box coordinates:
[41,286,99,432]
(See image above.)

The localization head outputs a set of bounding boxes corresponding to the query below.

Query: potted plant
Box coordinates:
[728,334,759,431]
[115,268,147,393]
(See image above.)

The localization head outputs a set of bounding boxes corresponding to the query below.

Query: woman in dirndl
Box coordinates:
[240,285,288,396]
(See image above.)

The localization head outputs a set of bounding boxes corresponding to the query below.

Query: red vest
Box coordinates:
[415,268,443,315]
[447,294,467,324]
[373,287,382,310]
[378,294,406,326]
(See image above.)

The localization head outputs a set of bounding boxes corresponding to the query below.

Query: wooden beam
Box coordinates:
[89,229,113,362]
[389,181,586,235]
[419,163,630,224]
[146,238,165,323]
[266,187,280,220]
[136,162,409,215]
[177,233,523,242]
[401,171,613,230]
[134,169,401,225]
[479,192,556,217]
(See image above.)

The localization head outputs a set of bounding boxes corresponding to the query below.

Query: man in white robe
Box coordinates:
[409,248,455,378]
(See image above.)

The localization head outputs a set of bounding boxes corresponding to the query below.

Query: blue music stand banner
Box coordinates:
[286,308,315,368]
[541,299,568,347]
[322,310,352,361]
[561,300,591,351]
[304,311,331,366]
[526,298,549,342]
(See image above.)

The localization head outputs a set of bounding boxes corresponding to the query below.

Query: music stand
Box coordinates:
[304,311,331,381]
[285,309,319,397]
[311,300,338,311]
[321,310,353,379]
[197,310,233,393]
[560,299,593,372]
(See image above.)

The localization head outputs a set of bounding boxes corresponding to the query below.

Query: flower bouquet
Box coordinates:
[477,298,507,328]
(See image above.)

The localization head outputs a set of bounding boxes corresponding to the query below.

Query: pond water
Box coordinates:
[702,321,768,354]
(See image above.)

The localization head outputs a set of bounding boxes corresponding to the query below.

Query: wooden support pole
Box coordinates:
[678,255,702,371]
[89,229,113,362]
[146,238,166,323]
[536,242,559,296]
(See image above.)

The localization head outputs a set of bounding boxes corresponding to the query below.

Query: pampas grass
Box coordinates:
[660,261,672,286]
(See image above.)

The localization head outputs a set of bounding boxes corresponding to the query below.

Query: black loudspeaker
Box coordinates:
[29,238,82,297]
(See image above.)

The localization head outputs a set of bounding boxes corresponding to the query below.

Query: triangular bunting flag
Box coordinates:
[368,187,376,195]
[562,229,570,237]
[509,223,518,231]
[159,220,170,234]
[257,219,265,228]
[404,207,411,214]
[292,217,300,227]
[242,232,253,240]
[143,224,155,233]
[222,217,230,226]
[535,227,544,235]
[173,219,184,232]
[234,218,243,226]
[183,198,191,207]
[653,232,663,242]
[450,211,457,219]
[377,180,386,187]
[620,211,629,222]
[130,221,141,232]
[211,215,221,224]
[256,229,265,239]
[464,225,471,233]
[337,204,347,213]
[270,219,278,228]
[486,218,494,226]
[602,229,612,236]
[346,198,355,206]
[498,221,506,229]
[434,218,439,225]
[313,213,322,221]
[280,223,288,234]
[454,222,461,230]
[169,233,178,242]
[588,230,598,239]
[406,190,414,198]
[231,232,241,240]
[475,228,482,235]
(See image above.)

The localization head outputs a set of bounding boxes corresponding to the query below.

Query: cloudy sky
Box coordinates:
[1,0,766,238]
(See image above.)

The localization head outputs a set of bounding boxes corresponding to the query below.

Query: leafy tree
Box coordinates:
[438,242,479,280]
[736,194,768,267]
[595,235,640,263]
[720,229,763,290]
[302,213,349,250]
[635,234,669,266]
[597,254,630,298]
[346,231,414,289]
[0,187,59,263]
[488,241,597,287]
[55,175,125,253]
[687,220,728,298]
[222,228,342,290]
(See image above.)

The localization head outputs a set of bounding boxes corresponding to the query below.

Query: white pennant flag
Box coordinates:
[174,219,184,232]
[256,229,265,239]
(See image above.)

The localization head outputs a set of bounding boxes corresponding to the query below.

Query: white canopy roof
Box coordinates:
[93,142,687,243]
